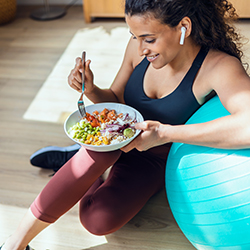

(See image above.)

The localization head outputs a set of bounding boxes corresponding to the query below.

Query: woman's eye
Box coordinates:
[145,39,156,44]
[132,36,137,40]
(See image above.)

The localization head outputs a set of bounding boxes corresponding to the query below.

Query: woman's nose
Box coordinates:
[138,43,149,57]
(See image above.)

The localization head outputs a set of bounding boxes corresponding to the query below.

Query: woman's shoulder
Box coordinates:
[204,49,248,81]
[195,49,249,98]
[206,49,245,71]
[200,48,250,99]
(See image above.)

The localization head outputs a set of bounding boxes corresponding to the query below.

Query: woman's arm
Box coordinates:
[122,54,250,152]
[68,37,142,104]
[169,55,250,149]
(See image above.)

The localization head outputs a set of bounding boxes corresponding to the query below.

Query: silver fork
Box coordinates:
[78,51,86,117]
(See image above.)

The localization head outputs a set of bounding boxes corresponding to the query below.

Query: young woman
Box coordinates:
[2,0,250,249]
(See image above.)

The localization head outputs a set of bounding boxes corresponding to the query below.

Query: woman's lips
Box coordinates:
[147,54,159,62]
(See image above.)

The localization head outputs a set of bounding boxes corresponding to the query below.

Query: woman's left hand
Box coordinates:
[121,121,169,152]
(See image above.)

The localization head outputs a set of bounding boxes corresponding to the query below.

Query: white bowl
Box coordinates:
[64,103,144,152]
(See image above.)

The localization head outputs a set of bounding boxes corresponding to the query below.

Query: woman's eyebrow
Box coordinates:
[129,31,155,37]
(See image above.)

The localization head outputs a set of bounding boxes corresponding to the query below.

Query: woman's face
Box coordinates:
[126,13,181,69]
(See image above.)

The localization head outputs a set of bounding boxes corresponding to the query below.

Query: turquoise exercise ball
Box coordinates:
[166,96,250,250]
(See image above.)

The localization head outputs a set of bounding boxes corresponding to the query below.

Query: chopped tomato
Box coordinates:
[86,114,100,127]
[87,108,120,124]
[90,118,100,127]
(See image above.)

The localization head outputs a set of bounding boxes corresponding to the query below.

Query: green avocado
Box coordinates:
[123,128,135,138]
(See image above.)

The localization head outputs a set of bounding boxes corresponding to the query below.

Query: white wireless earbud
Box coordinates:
[180,26,187,45]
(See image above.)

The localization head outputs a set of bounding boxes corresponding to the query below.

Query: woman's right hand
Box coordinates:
[68,57,94,94]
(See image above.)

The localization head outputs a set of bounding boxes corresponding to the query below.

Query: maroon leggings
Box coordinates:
[30,146,168,235]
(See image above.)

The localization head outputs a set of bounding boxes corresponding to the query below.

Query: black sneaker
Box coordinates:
[30,144,80,172]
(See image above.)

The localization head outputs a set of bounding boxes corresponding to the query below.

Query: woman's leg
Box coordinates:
[4,209,49,250]
[4,147,121,250]
[30,147,121,222]
[79,148,169,235]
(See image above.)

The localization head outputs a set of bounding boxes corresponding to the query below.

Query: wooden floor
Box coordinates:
[0,5,250,250]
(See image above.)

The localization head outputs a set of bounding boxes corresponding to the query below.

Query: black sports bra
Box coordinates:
[124,47,209,125]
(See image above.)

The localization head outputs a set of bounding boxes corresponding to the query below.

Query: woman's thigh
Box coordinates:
[79,149,167,235]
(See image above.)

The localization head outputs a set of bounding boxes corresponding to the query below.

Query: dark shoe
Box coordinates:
[30,144,80,171]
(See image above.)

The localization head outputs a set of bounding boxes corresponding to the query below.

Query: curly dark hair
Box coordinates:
[125,0,244,63]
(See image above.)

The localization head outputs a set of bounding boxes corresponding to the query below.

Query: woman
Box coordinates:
[2,0,250,249]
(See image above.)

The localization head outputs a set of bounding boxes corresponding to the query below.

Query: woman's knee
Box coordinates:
[80,215,118,235]
[79,205,123,235]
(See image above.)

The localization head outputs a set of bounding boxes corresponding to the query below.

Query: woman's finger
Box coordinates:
[68,68,82,91]
[135,121,148,130]
[72,66,82,83]
[75,57,83,70]
[84,60,92,78]
[70,78,82,92]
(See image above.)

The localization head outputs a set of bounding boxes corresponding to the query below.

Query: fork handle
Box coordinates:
[81,51,86,93]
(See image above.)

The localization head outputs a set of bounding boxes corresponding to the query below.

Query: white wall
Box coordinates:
[16,0,82,5]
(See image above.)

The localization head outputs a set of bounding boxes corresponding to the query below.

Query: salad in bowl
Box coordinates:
[64,103,144,152]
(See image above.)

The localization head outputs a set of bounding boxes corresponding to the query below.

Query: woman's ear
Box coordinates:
[178,16,192,45]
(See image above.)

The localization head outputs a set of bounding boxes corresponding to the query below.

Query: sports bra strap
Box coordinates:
[189,47,209,78]
[180,47,209,90]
